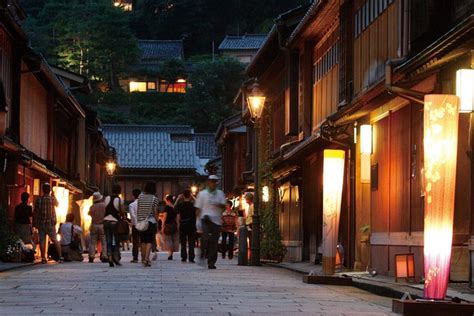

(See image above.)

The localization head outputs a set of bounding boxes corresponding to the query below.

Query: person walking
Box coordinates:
[195,175,226,269]
[244,192,255,252]
[221,200,238,260]
[14,192,33,245]
[136,182,159,267]
[103,184,124,267]
[88,191,107,263]
[129,188,141,263]
[33,183,63,264]
[58,213,83,262]
[161,195,179,260]
[175,189,196,263]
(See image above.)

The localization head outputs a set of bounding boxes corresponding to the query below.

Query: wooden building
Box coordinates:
[218,34,268,64]
[118,40,188,93]
[215,113,250,195]
[102,125,217,202]
[234,0,474,283]
[0,0,114,228]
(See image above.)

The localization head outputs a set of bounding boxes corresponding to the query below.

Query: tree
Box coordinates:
[23,0,138,89]
[184,57,245,132]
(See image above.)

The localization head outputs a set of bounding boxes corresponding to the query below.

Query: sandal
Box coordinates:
[41,258,47,264]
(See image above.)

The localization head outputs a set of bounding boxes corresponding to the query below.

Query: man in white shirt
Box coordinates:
[195,175,226,269]
[59,213,83,262]
[129,188,141,263]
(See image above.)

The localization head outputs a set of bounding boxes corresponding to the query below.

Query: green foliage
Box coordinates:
[259,101,286,262]
[130,0,308,56]
[23,0,139,89]
[183,57,245,131]
[0,208,21,261]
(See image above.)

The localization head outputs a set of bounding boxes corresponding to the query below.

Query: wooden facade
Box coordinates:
[233,0,474,282]
[0,0,113,228]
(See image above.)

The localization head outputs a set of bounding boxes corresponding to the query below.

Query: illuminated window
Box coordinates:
[147,81,156,91]
[129,81,147,92]
[113,0,132,11]
[158,79,187,93]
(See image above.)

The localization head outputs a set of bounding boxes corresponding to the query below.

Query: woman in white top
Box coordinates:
[103,184,124,267]
[136,182,159,267]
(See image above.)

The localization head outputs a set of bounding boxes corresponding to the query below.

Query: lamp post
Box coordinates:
[247,82,266,266]
[105,160,117,194]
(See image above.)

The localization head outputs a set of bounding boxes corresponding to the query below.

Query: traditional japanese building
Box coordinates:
[119,40,188,93]
[0,0,114,228]
[233,0,474,284]
[218,34,268,64]
[102,125,217,202]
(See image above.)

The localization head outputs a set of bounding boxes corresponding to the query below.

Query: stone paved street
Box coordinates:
[0,252,395,315]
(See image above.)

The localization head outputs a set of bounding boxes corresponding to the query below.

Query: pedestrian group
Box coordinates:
[14,175,250,270]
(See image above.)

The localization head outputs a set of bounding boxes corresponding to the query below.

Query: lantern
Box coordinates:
[395,253,415,283]
[456,69,474,113]
[247,83,266,119]
[322,149,345,275]
[105,160,117,176]
[423,94,460,300]
[262,186,270,203]
[359,125,372,183]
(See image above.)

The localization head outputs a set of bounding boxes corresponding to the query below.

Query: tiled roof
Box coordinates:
[195,133,217,158]
[138,40,184,62]
[218,34,268,51]
[102,125,196,170]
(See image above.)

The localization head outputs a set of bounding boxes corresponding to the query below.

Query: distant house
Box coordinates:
[113,0,133,11]
[218,34,268,64]
[102,125,217,201]
[119,40,188,94]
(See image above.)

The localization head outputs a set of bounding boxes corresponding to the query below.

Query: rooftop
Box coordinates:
[218,34,268,51]
[195,133,217,159]
[138,40,184,63]
[102,125,196,170]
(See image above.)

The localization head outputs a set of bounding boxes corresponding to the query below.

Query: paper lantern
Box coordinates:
[456,69,474,113]
[322,149,345,275]
[423,94,460,300]
[395,253,415,283]
[360,125,372,183]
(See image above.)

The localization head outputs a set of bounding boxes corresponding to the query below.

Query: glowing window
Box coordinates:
[147,81,156,91]
[129,81,146,92]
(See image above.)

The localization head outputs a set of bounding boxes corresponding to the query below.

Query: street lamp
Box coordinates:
[247,82,265,266]
[105,160,117,176]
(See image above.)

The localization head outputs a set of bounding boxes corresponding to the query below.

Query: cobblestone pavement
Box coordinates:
[0,251,396,315]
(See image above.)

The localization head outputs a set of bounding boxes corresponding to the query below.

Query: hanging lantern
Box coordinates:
[456,69,474,113]
[423,94,460,300]
[322,149,345,275]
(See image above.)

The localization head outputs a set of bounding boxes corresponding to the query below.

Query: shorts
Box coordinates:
[38,225,58,244]
[139,222,157,244]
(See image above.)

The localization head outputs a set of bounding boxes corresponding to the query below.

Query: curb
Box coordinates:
[264,262,423,300]
[0,261,40,273]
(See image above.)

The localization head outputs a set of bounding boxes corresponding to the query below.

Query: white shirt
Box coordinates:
[195,189,226,225]
[129,200,138,226]
[59,222,83,246]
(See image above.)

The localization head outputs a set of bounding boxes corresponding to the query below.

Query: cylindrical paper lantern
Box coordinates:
[423,94,460,300]
[322,149,345,275]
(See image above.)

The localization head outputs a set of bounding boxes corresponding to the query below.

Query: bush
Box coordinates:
[261,203,286,262]
[0,208,22,262]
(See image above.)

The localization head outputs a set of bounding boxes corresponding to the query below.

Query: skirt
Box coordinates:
[158,231,179,252]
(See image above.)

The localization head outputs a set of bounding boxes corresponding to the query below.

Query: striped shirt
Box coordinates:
[137,193,159,222]
[33,195,58,228]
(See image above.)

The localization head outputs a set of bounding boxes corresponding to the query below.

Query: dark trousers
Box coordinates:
[104,221,120,261]
[131,226,140,261]
[221,232,235,258]
[201,218,221,267]
[180,229,196,261]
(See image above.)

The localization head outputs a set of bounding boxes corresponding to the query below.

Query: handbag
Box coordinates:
[117,217,130,235]
[135,219,149,232]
